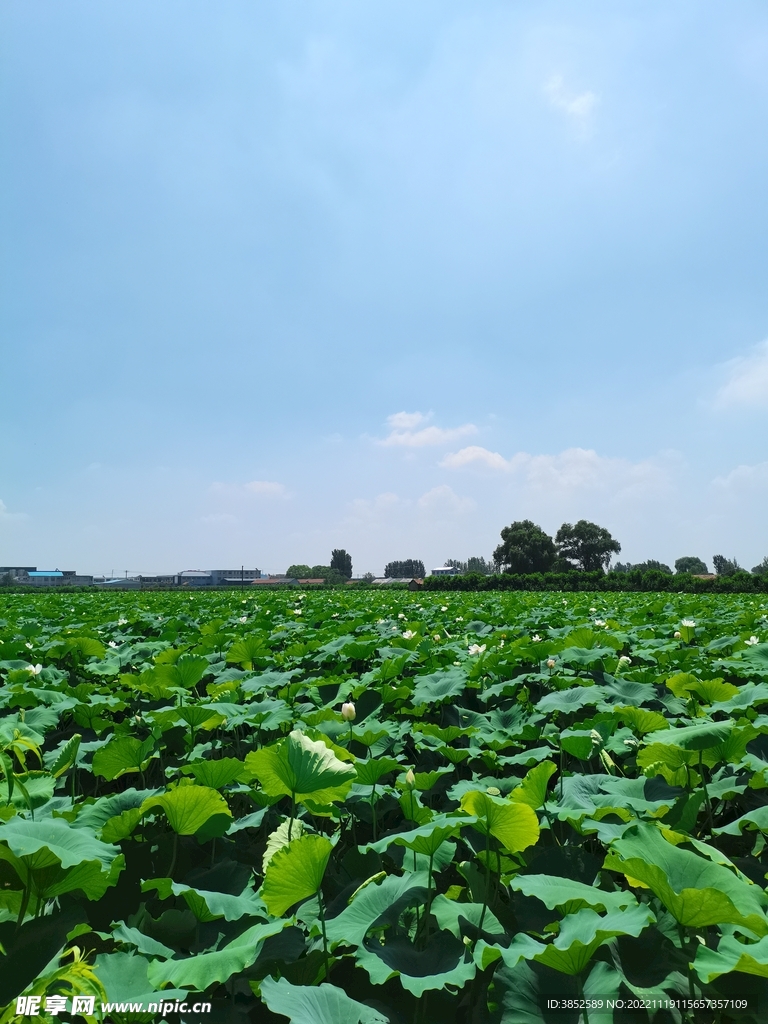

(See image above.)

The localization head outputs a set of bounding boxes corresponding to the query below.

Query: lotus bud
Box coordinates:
[546,658,556,669]
[486,786,501,796]
[405,768,416,787]
[341,701,356,722]
[674,631,681,638]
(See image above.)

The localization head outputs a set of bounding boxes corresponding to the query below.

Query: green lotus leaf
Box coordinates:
[154,654,210,688]
[111,921,176,959]
[614,706,669,736]
[460,790,540,853]
[263,818,304,872]
[354,929,476,997]
[603,823,768,934]
[411,667,467,706]
[536,687,604,714]
[261,833,333,916]
[245,730,356,805]
[650,720,733,751]
[0,818,124,901]
[430,894,505,942]
[354,757,401,787]
[693,934,768,982]
[325,872,428,950]
[0,771,55,810]
[142,877,265,922]
[140,784,232,836]
[226,636,270,670]
[502,904,655,976]
[147,917,286,990]
[94,952,188,1004]
[510,761,557,809]
[509,874,640,916]
[92,736,155,781]
[364,816,458,858]
[49,734,82,777]
[260,976,389,1024]
[713,805,768,836]
[178,757,247,788]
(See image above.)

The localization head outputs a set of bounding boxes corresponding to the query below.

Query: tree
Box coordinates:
[713,555,741,577]
[493,520,556,574]
[613,560,672,574]
[752,556,768,576]
[555,520,620,572]
[675,556,708,575]
[466,556,493,575]
[384,559,425,579]
[444,559,466,572]
[286,564,312,579]
[330,549,352,579]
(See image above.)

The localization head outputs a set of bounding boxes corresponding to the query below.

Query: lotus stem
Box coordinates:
[317,888,331,983]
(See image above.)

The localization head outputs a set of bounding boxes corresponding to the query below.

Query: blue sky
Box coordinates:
[2,1,767,577]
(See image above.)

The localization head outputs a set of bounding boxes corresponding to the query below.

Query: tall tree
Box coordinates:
[752,556,768,576]
[493,520,556,574]
[555,520,620,572]
[713,555,741,576]
[674,556,709,575]
[384,559,425,578]
[330,549,353,579]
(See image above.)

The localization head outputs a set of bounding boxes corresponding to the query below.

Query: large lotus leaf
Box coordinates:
[179,757,248,788]
[603,823,768,934]
[94,952,187,1004]
[509,874,640,916]
[649,720,733,751]
[558,647,616,668]
[154,654,210,688]
[0,771,55,810]
[511,762,557,809]
[67,788,158,835]
[153,705,225,733]
[260,976,389,1024]
[261,834,333,917]
[355,757,401,787]
[556,775,683,820]
[364,816,458,858]
[559,729,597,760]
[502,904,654,976]
[430,894,505,942]
[536,687,604,714]
[411,667,467,706]
[92,736,155,781]
[147,917,286,990]
[714,806,768,836]
[490,958,621,1024]
[140,785,232,836]
[325,872,428,950]
[355,929,476,997]
[0,818,123,900]
[245,730,356,805]
[614,706,669,736]
[0,908,86,1007]
[460,791,540,853]
[226,636,270,669]
[111,921,175,959]
[693,934,768,982]
[142,877,265,922]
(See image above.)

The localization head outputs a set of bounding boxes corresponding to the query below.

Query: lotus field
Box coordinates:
[2,590,768,1024]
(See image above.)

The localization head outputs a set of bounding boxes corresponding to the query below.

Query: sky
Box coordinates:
[1,1,767,578]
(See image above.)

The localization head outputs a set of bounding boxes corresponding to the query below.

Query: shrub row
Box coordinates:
[422,570,768,593]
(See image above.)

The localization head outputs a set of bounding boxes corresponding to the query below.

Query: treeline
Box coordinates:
[424,569,768,593]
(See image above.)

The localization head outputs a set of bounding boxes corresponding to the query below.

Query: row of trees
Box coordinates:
[492,519,621,573]
[286,549,353,583]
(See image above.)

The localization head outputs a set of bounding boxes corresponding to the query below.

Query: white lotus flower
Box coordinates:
[341,701,356,721]
[681,618,696,628]
[402,630,416,639]
[25,642,33,649]
[405,768,415,786]
[293,608,302,614]
[594,619,606,627]
[468,643,486,655]
[546,658,556,669]
[674,630,681,638]
[532,634,542,642]
[441,606,448,612]
[27,664,43,676]
[117,617,128,626]
[108,641,119,648]
[619,655,631,664]
[499,639,505,648]
[398,613,406,620]
[745,635,760,645]
[239,615,247,623]
[332,613,339,618]
[455,616,464,622]
[433,634,441,641]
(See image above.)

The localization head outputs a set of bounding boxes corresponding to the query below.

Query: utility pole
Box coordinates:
[241,564,244,591]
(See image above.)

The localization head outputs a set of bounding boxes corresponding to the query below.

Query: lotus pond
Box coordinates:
[1,589,768,1024]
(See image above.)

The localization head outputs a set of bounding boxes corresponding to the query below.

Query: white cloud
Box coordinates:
[244,480,288,497]
[0,499,28,523]
[545,75,598,121]
[442,445,669,500]
[712,460,768,491]
[378,411,477,447]
[417,485,475,514]
[441,445,509,470]
[714,339,768,409]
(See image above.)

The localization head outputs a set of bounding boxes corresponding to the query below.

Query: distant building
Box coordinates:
[251,576,299,586]
[430,566,460,576]
[178,570,213,586]
[208,568,262,585]
[21,569,94,586]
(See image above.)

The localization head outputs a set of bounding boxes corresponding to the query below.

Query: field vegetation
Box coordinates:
[1,590,768,1023]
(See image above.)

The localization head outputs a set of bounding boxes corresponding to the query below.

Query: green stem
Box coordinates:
[288,793,296,841]
[478,824,492,934]
[371,782,377,842]
[317,888,331,983]
[575,972,590,1024]
[168,832,178,878]
[698,751,713,830]
[423,852,434,946]
[16,884,30,930]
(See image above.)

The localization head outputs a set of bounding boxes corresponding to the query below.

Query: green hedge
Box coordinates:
[423,570,768,593]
